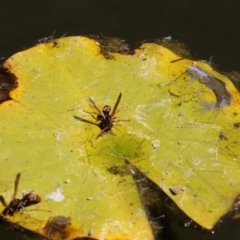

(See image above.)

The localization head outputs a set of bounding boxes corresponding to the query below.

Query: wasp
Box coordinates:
[74,93,122,137]
[0,173,41,216]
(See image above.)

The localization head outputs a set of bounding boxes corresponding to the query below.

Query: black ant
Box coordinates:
[0,173,41,216]
[74,93,122,137]
[38,30,66,47]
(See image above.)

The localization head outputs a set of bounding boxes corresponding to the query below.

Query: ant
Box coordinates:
[74,92,122,137]
[38,30,66,47]
[0,173,41,216]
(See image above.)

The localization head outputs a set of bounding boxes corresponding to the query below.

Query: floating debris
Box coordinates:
[187,65,231,109]
[46,186,64,202]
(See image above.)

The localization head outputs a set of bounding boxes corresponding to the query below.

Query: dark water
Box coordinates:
[0,0,240,72]
[0,0,240,239]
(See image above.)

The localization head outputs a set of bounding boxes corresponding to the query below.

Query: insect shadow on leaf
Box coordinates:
[74,93,126,138]
[0,173,41,217]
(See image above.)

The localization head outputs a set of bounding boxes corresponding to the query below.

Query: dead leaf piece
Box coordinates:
[169,187,180,196]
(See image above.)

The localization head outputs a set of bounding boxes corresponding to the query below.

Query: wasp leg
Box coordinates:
[74,116,98,126]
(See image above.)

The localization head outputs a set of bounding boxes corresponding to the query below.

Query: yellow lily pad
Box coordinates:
[0,36,240,238]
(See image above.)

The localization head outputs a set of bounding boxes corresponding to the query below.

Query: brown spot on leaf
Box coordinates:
[219,132,227,140]
[0,66,18,103]
[233,122,240,129]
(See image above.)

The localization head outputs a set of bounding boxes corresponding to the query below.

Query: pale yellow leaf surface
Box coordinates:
[0,37,240,238]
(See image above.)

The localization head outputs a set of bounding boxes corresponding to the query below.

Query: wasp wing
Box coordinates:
[13,173,21,200]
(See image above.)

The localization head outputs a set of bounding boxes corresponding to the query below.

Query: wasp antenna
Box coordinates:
[111,92,122,117]
[89,97,94,105]
[89,97,105,119]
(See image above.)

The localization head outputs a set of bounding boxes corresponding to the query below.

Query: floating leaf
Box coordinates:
[0,36,240,239]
